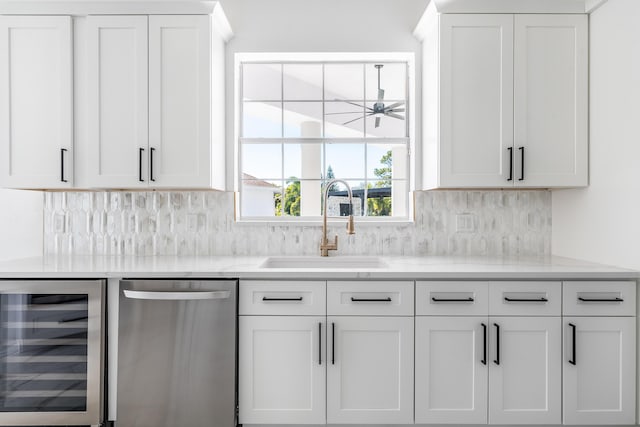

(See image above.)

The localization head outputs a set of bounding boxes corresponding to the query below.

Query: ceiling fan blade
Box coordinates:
[325,111,366,115]
[387,108,405,113]
[341,116,365,126]
[375,117,381,128]
[385,112,405,120]
[334,99,373,111]
[385,102,404,110]
[377,88,385,103]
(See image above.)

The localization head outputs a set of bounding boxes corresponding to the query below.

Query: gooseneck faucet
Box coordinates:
[320,179,355,257]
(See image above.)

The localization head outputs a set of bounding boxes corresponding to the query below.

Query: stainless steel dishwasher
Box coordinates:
[116,279,237,427]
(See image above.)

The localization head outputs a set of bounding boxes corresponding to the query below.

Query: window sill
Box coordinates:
[234,217,415,227]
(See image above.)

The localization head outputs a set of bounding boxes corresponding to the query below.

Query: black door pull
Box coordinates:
[431,297,474,303]
[318,322,322,365]
[518,146,525,181]
[60,148,68,183]
[139,148,145,182]
[150,147,156,182]
[507,147,513,181]
[493,323,500,365]
[331,322,335,365]
[262,297,303,302]
[569,323,576,365]
[350,297,392,302]
[481,323,487,365]
[578,297,623,302]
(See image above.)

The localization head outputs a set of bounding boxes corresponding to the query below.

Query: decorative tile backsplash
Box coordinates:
[43,190,551,257]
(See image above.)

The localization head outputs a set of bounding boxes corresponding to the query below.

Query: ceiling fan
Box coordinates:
[327,64,405,128]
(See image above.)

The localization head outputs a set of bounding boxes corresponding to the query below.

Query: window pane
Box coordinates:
[280,179,328,217]
[241,178,281,217]
[283,102,323,138]
[325,143,365,180]
[365,63,406,101]
[243,63,282,101]
[365,180,407,217]
[324,179,365,217]
[367,143,407,183]
[283,64,322,100]
[242,143,282,180]
[325,64,364,101]
[243,102,282,138]
[324,101,365,138]
[284,143,322,180]
[365,106,406,138]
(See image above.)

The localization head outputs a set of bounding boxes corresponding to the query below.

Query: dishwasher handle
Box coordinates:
[123,290,231,301]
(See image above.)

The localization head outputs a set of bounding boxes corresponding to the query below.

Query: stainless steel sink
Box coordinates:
[259,256,389,269]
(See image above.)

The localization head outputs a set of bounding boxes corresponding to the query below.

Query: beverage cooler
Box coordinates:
[0,280,104,426]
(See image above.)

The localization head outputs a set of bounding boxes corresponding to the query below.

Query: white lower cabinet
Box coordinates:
[327,316,414,424]
[563,317,636,425]
[238,316,326,424]
[488,316,562,424]
[415,316,488,424]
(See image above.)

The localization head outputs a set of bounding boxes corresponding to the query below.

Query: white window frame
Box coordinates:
[234,52,416,224]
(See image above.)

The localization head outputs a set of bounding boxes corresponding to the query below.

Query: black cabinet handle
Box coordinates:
[493,323,500,365]
[578,297,623,302]
[58,315,88,323]
[507,147,513,181]
[504,297,548,303]
[431,297,474,303]
[60,148,68,183]
[150,147,156,181]
[262,297,303,302]
[139,148,145,182]
[318,322,322,365]
[481,323,487,365]
[518,146,525,181]
[569,323,576,365]
[331,322,335,365]
[350,297,392,302]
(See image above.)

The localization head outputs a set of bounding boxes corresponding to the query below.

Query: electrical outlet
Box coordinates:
[456,214,475,233]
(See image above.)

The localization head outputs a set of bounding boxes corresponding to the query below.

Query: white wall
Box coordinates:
[552,0,640,270]
[0,190,43,261]
[220,0,427,190]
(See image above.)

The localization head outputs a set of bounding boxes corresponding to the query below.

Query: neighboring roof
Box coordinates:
[242,173,280,188]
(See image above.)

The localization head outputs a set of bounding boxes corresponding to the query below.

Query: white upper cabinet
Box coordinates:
[148,15,211,188]
[420,10,588,189]
[86,16,148,188]
[513,15,588,187]
[438,14,514,187]
[0,16,73,188]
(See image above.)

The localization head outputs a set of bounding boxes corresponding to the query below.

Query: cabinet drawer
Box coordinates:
[489,282,561,316]
[239,281,325,316]
[327,281,414,316]
[416,281,488,316]
[563,281,636,316]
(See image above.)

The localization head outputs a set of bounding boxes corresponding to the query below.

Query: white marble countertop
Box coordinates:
[0,255,636,280]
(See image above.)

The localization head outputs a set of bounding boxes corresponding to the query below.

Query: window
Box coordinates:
[238,55,412,221]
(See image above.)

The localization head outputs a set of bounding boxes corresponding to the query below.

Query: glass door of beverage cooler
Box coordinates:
[0,280,104,426]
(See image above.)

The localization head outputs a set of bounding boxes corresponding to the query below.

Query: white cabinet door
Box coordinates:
[238,316,326,424]
[489,316,561,424]
[415,317,488,424]
[148,15,211,188]
[563,317,636,425]
[438,14,514,187]
[327,316,413,424]
[513,14,588,187]
[0,16,73,188]
[86,16,148,188]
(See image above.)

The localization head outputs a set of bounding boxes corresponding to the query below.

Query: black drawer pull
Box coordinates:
[351,297,392,302]
[262,297,303,302]
[578,297,623,302]
[432,297,474,303]
[504,297,548,303]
